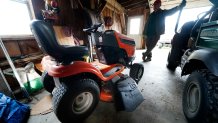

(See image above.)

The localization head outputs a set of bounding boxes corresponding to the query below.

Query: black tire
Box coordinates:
[166,51,178,71]
[129,63,144,84]
[182,70,218,123]
[52,78,100,123]
[41,71,55,93]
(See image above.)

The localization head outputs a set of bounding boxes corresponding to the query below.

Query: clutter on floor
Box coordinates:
[3,62,43,94]
[0,93,30,123]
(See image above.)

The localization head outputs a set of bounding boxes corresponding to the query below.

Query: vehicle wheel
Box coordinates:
[52,78,100,123]
[158,43,163,48]
[166,51,177,71]
[183,70,218,123]
[130,63,144,84]
[41,71,55,93]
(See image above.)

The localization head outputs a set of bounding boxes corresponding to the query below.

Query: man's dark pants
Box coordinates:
[143,35,160,60]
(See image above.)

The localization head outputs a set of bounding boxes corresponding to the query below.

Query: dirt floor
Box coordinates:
[27,47,189,123]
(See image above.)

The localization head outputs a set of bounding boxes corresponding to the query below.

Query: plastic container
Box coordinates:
[3,62,43,94]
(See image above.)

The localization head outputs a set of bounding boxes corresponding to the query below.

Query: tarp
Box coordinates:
[0,93,30,123]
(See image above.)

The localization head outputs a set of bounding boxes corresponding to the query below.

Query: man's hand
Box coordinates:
[143,35,147,40]
[179,0,186,8]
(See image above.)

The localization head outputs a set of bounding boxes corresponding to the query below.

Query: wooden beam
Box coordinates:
[120,0,134,5]
[121,0,146,7]
[149,0,211,7]
[97,0,107,15]
[106,0,125,13]
[124,0,146,8]
[126,3,147,10]
[155,0,212,9]
[0,53,43,67]
[105,4,122,14]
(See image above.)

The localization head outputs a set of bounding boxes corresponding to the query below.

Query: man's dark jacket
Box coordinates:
[143,6,179,37]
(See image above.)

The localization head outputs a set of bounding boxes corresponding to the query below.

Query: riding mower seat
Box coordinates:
[30,20,88,64]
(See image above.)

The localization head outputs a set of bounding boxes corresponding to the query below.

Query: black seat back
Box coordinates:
[30,20,64,61]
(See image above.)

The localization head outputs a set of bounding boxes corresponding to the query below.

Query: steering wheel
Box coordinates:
[83,23,103,33]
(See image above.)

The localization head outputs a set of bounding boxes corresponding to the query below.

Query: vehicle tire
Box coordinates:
[52,78,100,123]
[158,43,163,48]
[182,70,218,123]
[41,71,55,93]
[166,51,177,71]
[130,63,144,84]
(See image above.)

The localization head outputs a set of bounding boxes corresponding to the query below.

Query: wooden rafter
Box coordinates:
[124,0,146,8]
[126,2,147,10]
[120,0,146,7]
[106,0,125,13]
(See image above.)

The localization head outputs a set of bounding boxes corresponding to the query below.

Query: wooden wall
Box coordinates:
[126,7,150,49]
[101,7,123,33]
[0,38,41,59]
[0,38,42,68]
[127,7,147,16]
[28,0,44,20]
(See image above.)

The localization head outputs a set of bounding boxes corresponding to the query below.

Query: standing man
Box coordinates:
[142,0,186,62]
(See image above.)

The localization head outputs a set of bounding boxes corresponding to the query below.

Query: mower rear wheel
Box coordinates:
[41,71,55,93]
[52,78,100,123]
[130,63,144,84]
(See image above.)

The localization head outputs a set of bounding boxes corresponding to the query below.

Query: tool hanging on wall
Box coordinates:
[0,37,31,101]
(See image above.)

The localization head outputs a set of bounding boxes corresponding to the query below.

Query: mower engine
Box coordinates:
[92,30,135,66]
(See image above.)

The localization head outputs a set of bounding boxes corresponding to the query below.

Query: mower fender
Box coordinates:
[42,56,124,82]
[42,56,104,79]
[182,49,218,76]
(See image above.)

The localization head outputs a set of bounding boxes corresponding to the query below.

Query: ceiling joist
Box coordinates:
[106,0,125,13]
[126,3,147,10]
[124,1,147,8]
[121,0,146,6]
[117,0,148,10]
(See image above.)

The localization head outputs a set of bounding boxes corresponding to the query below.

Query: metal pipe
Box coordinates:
[0,69,15,98]
[175,0,186,33]
[0,37,30,99]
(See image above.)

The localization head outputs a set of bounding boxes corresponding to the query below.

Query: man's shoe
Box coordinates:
[142,52,146,61]
[143,58,151,62]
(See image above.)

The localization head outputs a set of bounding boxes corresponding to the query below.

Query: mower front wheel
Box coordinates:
[41,71,55,93]
[129,63,144,84]
[52,78,100,123]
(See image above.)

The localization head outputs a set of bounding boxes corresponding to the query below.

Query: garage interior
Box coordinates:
[0,0,216,123]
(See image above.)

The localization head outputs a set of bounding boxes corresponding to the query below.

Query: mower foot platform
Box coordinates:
[103,66,122,77]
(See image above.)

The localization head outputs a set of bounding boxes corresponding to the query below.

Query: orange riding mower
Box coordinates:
[30,20,144,123]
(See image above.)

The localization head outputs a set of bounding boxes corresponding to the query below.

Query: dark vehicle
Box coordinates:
[171,0,218,122]
[166,20,195,71]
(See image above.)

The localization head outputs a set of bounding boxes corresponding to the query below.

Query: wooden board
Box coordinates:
[0,40,21,59]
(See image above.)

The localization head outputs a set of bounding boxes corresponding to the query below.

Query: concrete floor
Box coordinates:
[27,47,189,123]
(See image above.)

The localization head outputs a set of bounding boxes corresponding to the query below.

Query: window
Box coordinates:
[129,17,141,35]
[159,6,212,43]
[0,0,32,36]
